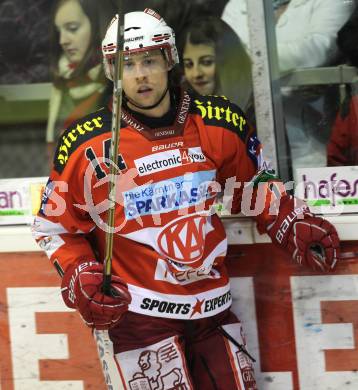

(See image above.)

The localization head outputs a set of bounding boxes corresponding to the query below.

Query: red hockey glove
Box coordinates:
[266,195,340,272]
[61,261,131,329]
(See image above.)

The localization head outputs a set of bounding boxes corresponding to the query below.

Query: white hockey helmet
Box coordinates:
[102,8,179,81]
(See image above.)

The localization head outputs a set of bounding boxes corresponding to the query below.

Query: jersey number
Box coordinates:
[85,139,127,180]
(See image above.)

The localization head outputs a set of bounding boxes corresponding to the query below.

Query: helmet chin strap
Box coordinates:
[124,85,169,110]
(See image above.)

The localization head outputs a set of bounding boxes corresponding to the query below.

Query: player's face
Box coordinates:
[55,0,91,64]
[183,41,216,95]
[122,49,170,116]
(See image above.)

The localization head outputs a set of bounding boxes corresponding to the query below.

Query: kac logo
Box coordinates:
[157,214,210,264]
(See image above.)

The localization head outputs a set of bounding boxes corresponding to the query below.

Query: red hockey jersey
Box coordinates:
[327,94,358,166]
[33,89,265,321]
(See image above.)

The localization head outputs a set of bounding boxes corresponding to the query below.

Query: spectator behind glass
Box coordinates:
[276,0,354,171]
[276,0,354,73]
[221,0,290,53]
[327,4,358,166]
[178,16,253,112]
[46,0,117,163]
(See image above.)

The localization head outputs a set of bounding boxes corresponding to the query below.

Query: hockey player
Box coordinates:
[33,9,340,390]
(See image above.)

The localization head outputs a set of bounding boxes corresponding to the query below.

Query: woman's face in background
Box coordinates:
[183,40,216,95]
[55,0,92,64]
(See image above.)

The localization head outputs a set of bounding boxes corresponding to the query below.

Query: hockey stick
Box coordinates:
[103,4,124,295]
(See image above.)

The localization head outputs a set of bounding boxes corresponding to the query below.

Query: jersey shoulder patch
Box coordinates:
[190,94,249,139]
[54,108,111,173]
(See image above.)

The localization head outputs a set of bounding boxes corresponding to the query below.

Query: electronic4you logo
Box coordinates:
[134,147,206,176]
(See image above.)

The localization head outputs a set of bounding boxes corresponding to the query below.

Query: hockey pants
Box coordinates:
[94,309,257,390]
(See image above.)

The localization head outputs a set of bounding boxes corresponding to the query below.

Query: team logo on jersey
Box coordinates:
[154,258,221,285]
[140,298,191,315]
[39,179,54,215]
[134,147,206,176]
[190,298,205,318]
[247,135,262,168]
[177,91,191,124]
[157,214,213,264]
[194,98,247,130]
[140,291,232,319]
[55,116,105,173]
[190,291,232,318]
[123,170,216,220]
[152,141,184,152]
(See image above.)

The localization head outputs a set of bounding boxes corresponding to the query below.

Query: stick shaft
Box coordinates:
[103,5,124,295]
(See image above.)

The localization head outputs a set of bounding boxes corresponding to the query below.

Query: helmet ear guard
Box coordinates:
[102,9,179,81]
[103,54,115,81]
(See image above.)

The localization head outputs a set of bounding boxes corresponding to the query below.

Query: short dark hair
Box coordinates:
[177,16,253,109]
